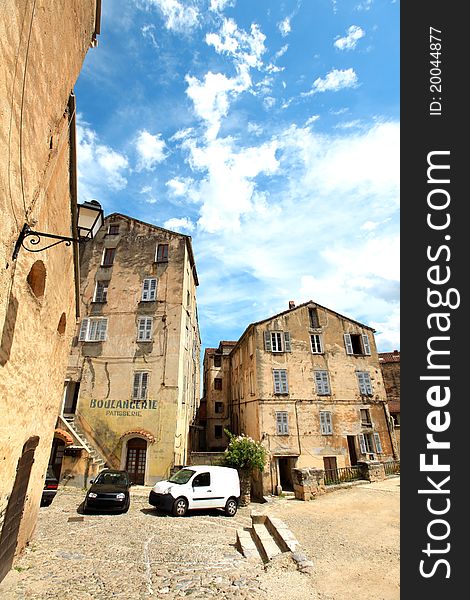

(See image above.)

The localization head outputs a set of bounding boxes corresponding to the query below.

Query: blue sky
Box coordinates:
[74,0,399,352]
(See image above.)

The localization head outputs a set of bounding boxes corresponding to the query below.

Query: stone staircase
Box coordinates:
[60,415,107,471]
[236,511,313,573]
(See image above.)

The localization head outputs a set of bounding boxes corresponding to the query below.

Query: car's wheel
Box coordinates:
[224,497,238,517]
[172,497,188,517]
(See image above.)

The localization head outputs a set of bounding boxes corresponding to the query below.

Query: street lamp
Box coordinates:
[12,200,104,260]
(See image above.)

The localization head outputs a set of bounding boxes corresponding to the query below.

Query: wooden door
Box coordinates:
[125,438,147,485]
[323,456,339,485]
[0,436,39,583]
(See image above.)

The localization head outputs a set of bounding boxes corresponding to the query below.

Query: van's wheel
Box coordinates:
[172,497,188,517]
[224,498,238,517]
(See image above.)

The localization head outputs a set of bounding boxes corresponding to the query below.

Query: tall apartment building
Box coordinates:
[0,1,100,580]
[60,214,200,486]
[379,350,400,456]
[228,300,397,497]
[201,341,236,450]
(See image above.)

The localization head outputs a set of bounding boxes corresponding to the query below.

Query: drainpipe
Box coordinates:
[67,92,80,320]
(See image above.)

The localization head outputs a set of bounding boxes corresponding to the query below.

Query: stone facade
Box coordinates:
[0,0,99,574]
[228,300,398,497]
[61,214,200,486]
[379,350,400,456]
[201,341,236,450]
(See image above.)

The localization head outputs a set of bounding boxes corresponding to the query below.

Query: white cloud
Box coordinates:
[143,0,199,33]
[334,25,365,50]
[278,17,291,37]
[263,96,276,110]
[356,0,373,11]
[205,18,266,69]
[305,115,320,126]
[135,130,167,170]
[163,217,195,232]
[76,118,129,201]
[209,0,232,11]
[305,68,358,94]
[166,176,195,197]
[141,24,158,48]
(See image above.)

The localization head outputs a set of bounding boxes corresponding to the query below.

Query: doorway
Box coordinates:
[63,381,80,415]
[278,457,295,492]
[0,436,39,583]
[50,438,66,480]
[323,456,339,485]
[347,436,358,466]
[125,438,147,485]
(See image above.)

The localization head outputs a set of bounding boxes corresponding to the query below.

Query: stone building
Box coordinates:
[201,341,236,451]
[379,350,400,456]
[57,214,200,486]
[228,300,398,497]
[0,0,100,580]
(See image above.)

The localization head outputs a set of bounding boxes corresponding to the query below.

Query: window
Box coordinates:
[360,409,372,426]
[273,369,288,394]
[359,432,383,455]
[132,372,149,400]
[276,411,289,435]
[214,354,222,367]
[102,248,116,267]
[314,370,331,395]
[193,472,210,487]
[79,317,108,342]
[357,371,373,395]
[309,307,319,328]
[264,331,291,353]
[156,243,169,262]
[215,402,224,414]
[214,378,222,390]
[141,278,157,301]
[214,425,223,438]
[93,281,109,303]
[344,333,372,356]
[137,317,153,341]
[391,413,400,428]
[107,224,119,235]
[320,411,333,435]
[310,334,323,354]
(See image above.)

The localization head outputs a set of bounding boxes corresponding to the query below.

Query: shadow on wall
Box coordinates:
[0,293,18,366]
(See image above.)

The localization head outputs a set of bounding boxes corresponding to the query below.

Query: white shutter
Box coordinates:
[344,333,353,354]
[98,319,107,341]
[373,433,383,453]
[362,334,371,355]
[149,278,157,300]
[264,331,272,352]
[141,372,149,399]
[280,369,288,393]
[320,411,332,434]
[79,318,89,341]
[132,373,140,398]
[315,371,330,395]
[142,279,150,301]
[276,412,288,434]
[284,331,291,352]
[359,434,366,454]
[357,371,372,395]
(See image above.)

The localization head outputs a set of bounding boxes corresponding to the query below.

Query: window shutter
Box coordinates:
[359,434,366,454]
[79,318,89,341]
[322,371,330,394]
[344,333,353,354]
[318,335,323,353]
[264,331,272,352]
[362,334,371,355]
[273,370,281,394]
[133,373,140,399]
[98,319,107,341]
[149,278,157,300]
[373,433,383,453]
[320,411,332,434]
[142,279,149,301]
[284,331,291,352]
[280,369,288,393]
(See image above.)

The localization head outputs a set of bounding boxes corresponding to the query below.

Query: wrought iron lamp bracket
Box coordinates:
[12,224,78,260]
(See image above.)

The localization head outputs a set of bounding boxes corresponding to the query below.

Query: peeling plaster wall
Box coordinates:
[230,303,396,495]
[68,215,200,485]
[0,0,98,559]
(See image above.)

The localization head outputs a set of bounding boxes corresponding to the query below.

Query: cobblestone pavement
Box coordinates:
[0,486,313,600]
[0,479,399,600]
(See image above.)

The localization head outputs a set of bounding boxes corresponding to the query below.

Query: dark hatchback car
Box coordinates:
[41,466,59,507]
[83,469,131,514]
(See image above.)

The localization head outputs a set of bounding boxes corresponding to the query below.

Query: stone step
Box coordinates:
[252,523,283,562]
[236,529,262,562]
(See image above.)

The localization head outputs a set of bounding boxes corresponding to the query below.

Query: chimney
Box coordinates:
[289,300,295,309]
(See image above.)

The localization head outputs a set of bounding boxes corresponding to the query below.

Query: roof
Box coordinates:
[232,299,376,352]
[379,351,400,363]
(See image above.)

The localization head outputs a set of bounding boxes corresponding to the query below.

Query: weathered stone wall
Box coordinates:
[292,468,326,500]
[230,302,395,495]
[0,0,98,561]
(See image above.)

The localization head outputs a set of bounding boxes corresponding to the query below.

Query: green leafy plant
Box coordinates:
[223,429,267,472]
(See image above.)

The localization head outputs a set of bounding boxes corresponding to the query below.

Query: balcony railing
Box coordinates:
[324,465,362,486]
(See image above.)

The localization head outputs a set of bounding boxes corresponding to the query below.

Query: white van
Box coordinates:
[148,465,240,517]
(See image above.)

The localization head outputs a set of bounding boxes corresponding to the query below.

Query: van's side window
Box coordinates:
[193,472,210,487]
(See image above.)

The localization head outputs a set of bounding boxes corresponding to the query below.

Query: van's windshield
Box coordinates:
[168,468,195,484]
